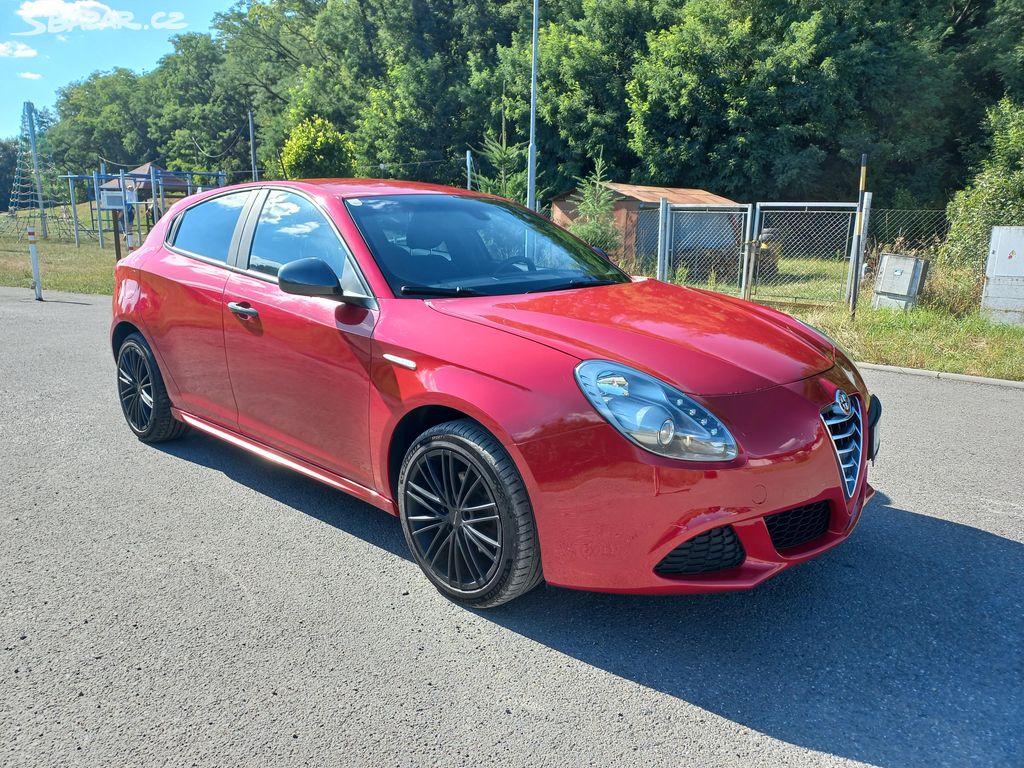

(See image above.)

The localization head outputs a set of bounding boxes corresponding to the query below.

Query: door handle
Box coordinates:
[227,301,259,319]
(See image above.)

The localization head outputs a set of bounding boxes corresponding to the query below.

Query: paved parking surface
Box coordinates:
[1,286,1022,767]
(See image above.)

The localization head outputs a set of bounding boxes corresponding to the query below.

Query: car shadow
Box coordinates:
[159,433,1022,767]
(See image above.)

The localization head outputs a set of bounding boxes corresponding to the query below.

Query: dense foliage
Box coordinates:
[281,116,356,179]
[941,98,1024,265]
[17,0,1024,207]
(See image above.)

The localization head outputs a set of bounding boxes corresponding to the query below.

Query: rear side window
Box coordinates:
[172,191,251,263]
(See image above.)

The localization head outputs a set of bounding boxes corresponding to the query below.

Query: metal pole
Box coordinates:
[25,103,48,239]
[27,225,42,300]
[848,153,868,316]
[526,0,539,211]
[745,203,763,300]
[656,197,669,281]
[150,165,159,224]
[99,162,107,244]
[249,110,259,181]
[159,177,166,212]
[855,191,873,300]
[93,171,104,249]
[119,169,132,251]
[68,177,80,247]
[466,150,472,190]
[739,203,754,299]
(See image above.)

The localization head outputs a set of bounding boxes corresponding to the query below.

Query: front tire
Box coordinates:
[116,332,188,443]
[398,419,543,608]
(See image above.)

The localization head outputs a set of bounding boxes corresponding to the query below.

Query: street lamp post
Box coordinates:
[526,0,539,211]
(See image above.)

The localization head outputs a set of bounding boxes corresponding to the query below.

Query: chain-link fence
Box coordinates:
[748,204,857,305]
[665,207,749,295]
[862,207,949,283]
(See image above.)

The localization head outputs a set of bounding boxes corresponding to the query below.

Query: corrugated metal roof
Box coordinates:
[553,182,737,205]
[603,182,737,205]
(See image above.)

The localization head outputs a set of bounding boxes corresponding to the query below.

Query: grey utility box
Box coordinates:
[873,252,929,310]
[982,226,1024,326]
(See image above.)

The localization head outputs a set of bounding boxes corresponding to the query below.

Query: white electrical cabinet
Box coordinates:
[982,226,1024,325]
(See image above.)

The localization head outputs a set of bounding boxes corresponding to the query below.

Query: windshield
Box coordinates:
[343,194,630,297]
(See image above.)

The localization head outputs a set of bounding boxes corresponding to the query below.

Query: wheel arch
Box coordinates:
[111,320,143,359]
[386,404,479,499]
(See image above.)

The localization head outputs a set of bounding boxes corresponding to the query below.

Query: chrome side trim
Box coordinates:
[383,353,417,370]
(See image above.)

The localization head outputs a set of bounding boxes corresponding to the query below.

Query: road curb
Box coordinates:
[856,362,1024,390]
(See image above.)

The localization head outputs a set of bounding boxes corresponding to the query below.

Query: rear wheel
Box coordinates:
[116,333,188,443]
[398,419,543,608]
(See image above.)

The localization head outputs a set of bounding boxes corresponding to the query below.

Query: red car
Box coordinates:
[111,179,881,607]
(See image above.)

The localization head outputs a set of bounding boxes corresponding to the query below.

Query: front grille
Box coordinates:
[654,525,745,575]
[822,394,863,497]
[765,501,831,551]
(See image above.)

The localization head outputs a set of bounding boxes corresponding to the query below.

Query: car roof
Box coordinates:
[278,178,480,199]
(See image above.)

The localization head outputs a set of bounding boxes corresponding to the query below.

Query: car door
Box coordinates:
[222,188,377,487]
[142,189,255,428]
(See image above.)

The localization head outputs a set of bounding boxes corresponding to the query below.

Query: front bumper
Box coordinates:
[515,367,879,594]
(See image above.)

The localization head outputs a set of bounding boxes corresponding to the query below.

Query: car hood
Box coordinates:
[427,279,834,396]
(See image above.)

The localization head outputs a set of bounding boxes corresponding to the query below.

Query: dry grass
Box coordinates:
[794,305,1024,382]
[0,235,115,294]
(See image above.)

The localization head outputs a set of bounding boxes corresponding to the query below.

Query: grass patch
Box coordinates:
[0,235,115,294]
[794,305,1024,382]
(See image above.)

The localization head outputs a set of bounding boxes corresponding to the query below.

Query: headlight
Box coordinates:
[574,360,738,461]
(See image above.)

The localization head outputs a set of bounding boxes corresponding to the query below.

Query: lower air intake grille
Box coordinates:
[655,525,745,575]
[765,501,831,551]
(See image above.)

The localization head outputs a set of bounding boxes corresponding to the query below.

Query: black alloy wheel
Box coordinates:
[117,342,154,433]
[115,333,189,443]
[398,419,543,607]
[404,446,503,591]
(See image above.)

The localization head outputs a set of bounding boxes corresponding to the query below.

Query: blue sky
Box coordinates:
[0,0,232,137]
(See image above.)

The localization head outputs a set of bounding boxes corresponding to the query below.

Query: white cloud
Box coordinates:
[18,71,43,79]
[0,41,38,57]
[56,34,68,42]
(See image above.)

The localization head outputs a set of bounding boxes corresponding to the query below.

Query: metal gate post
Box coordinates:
[93,170,104,249]
[656,197,669,281]
[68,177,79,247]
[740,203,754,299]
[745,203,763,300]
[850,191,873,318]
[150,165,159,223]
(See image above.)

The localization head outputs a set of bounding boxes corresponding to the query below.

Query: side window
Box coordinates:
[248,190,364,293]
[171,191,251,263]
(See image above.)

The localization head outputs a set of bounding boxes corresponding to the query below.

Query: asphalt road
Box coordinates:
[1,286,1022,768]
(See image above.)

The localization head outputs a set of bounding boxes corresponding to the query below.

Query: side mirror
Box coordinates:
[278,257,341,297]
[278,257,376,309]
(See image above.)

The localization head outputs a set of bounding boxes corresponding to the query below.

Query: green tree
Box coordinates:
[145,34,252,176]
[281,116,356,179]
[0,138,18,211]
[472,101,528,203]
[626,0,958,204]
[942,98,1024,268]
[568,150,621,252]
[46,68,156,171]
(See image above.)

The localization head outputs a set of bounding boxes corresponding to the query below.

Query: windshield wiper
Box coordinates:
[525,278,621,294]
[399,284,484,297]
